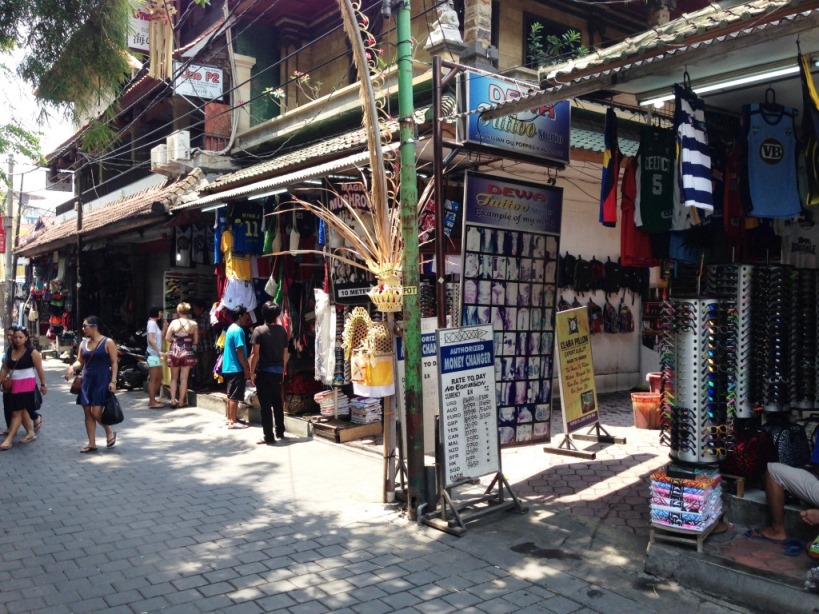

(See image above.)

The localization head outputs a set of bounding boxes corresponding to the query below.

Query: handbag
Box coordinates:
[2,347,28,393]
[720,422,777,479]
[762,418,811,467]
[33,386,43,410]
[70,337,106,396]
[101,393,124,425]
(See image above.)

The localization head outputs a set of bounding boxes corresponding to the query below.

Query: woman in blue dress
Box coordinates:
[64,316,118,453]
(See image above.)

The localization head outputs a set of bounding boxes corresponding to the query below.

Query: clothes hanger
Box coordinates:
[761,87,784,115]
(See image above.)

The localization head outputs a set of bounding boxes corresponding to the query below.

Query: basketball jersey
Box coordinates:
[192,223,209,265]
[620,157,656,267]
[743,103,801,218]
[599,108,621,228]
[214,209,227,264]
[230,202,264,254]
[637,126,675,233]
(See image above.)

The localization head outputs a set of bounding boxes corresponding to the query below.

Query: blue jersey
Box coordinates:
[214,209,227,264]
[231,202,264,254]
[743,103,801,218]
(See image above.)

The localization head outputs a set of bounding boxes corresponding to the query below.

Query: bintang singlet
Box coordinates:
[742,103,802,218]
[637,125,675,233]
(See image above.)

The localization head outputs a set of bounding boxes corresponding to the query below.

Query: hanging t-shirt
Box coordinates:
[742,103,802,218]
[192,223,209,265]
[214,208,227,264]
[220,229,253,280]
[780,219,819,268]
[230,202,264,254]
[620,157,657,267]
[674,85,713,213]
[175,225,192,268]
[599,107,621,228]
[637,125,675,233]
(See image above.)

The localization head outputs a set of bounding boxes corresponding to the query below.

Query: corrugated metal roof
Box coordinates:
[17,168,205,257]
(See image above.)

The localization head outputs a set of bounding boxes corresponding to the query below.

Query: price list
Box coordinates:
[437,325,500,487]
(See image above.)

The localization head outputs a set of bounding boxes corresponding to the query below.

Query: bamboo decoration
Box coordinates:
[147,0,176,81]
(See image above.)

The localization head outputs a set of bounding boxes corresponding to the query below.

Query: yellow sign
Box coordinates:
[555,307,599,433]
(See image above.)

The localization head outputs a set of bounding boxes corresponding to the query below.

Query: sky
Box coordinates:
[1,47,78,214]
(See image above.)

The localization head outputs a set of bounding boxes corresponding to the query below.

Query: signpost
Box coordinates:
[545,307,625,460]
[422,325,526,536]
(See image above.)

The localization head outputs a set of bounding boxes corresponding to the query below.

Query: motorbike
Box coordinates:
[116,330,149,390]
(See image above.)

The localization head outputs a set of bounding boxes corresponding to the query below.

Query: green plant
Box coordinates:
[527,23,588,68]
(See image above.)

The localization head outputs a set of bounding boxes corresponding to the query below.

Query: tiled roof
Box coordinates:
[482,0,819,119]
[543,0,808,86]
[571,127,638,157]
[17,168,205,257]
[203,122,399,193]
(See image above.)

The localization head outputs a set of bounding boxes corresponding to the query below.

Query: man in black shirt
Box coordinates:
[249,301,289,445]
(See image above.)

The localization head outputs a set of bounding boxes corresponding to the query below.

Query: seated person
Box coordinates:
[751,462,819,558]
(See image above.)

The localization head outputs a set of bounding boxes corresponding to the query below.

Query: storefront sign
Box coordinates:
[460,172,561,446]
[129,3,150,52]
[555,306,599,433]
[332,281,372,305]
[437,325,500,487]
[395,318,439,455]
[173,62,224,100]
[461,72,570,165]
[326,181,375,293]
[0,225,6,254]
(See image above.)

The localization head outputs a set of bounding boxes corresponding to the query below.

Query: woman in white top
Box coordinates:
[145,306,166,408]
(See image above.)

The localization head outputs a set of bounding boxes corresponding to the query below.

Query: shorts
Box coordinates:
[225,372,246,401]
[220,279,258,312]
[167,353,196,368]
[146,354,162,368]
[768,462,819,507]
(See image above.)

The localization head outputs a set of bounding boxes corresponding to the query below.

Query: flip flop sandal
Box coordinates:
[20,434,36,444]
[784,540,807,557]
[107,433,117,448]
[80,446,98,453]
[808,537,819,560]
[0,443,11,451]
[743,528,790,545]
[34,417,42,431]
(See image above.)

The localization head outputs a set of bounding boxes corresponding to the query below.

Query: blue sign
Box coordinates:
[464,172,562,235]
[463,72,571,165]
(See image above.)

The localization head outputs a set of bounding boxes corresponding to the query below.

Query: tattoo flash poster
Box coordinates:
[460,172,562,446]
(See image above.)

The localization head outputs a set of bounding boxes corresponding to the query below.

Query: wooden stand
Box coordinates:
[311,418,382,443]
[649,520,718,553]
[720,473,746,498]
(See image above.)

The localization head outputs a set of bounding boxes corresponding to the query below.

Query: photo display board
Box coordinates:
[555,307,600,433]
[437,325,500,487]
[460,172,562,446]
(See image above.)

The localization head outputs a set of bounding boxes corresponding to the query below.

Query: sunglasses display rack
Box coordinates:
[704,265,753,418]
[660,297,734,465]
[790,269,817,409]
[751,266,791,413]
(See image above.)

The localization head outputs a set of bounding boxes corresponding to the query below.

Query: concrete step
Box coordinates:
[188,390,313,438]
[725,487,816,542]
[645,541,815,613]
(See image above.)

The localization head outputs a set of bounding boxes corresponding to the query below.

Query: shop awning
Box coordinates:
[480,0,819,120]
[16,168,205,258]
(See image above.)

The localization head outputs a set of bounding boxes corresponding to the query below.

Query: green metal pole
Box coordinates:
[395,0,425,520]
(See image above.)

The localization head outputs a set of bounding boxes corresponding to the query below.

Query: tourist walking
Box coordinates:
[64,316,118,453]
[0,327,47,450]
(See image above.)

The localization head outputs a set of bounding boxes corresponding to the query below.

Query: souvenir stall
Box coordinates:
[23,253,77,357]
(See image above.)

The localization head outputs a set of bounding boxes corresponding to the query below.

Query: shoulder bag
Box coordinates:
[70,337,106,395]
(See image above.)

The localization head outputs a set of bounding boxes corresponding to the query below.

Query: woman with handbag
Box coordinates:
[64,316,118,453]
[0,327,47,450]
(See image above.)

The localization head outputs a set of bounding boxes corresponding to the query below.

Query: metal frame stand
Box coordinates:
[573,422,626,445]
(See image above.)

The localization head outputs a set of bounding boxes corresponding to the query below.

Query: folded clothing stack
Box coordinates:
[649,465,722,533]
[314,390,351,418]
[350,396,382,424]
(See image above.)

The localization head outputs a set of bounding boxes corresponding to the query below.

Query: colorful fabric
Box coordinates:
[599,107,621,227]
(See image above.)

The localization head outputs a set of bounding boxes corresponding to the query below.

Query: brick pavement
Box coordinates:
[0,360,750,613]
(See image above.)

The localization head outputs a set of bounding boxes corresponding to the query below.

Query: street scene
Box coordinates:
[0,359,750,614]
[2,1,819,612]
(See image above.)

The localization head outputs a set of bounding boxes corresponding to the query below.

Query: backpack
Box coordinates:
[720,423,777,480]
[603,299,619,333]
[557,295,571,312]
[589,257,605,292]
[573,256,592,294]
[587,299,603,334]
[618,301,634,333]
[571,296,583,309]
[762,418,812,467]
[603,257,623,296]
[622,266,649,296]
[558,252,576,289]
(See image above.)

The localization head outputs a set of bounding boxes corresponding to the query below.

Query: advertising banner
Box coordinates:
[173,62,224,100]
[395,318,439,456]
[327,181,375,303]
[461,72,570,165]
[461,173,561,446]
[555,307,600,433]
[437,325,500,487]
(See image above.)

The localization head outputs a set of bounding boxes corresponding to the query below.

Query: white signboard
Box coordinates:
[173,62,224,100]
[129,4,151,52]
[395,318,439,456]
[437,325,500,487]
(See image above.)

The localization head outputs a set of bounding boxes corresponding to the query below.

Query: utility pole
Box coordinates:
[10,173,24,313]
[392,0,426,520]
[4,156,14,329]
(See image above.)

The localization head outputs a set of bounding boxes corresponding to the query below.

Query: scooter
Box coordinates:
[116,342,149,390]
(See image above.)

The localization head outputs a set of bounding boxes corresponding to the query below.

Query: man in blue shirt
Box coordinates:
[223,306,251,429]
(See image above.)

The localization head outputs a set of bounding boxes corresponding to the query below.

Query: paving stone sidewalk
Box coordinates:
[0,360,749,613]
